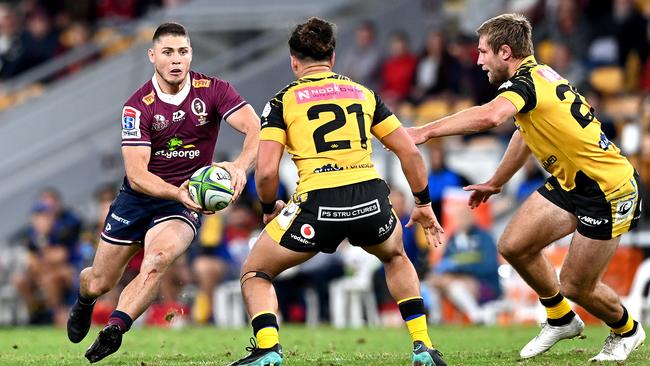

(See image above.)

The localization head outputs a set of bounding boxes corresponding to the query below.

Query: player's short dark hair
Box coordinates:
[153,22,189,43]
[476,13,533,59]
[289,17,336,61]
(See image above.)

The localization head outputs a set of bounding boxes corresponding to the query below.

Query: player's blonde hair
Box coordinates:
[476,13,533,59]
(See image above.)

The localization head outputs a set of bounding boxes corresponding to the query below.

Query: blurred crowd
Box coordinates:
[0,0,184,109]
[2,0,650,328]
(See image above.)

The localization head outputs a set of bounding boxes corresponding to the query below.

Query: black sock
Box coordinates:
[78,293,97,307]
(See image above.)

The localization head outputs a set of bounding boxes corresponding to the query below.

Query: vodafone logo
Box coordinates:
[300,224,315,239]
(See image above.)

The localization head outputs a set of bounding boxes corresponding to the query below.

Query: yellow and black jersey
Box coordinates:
[498,55,633,195]
[260,71,401,194]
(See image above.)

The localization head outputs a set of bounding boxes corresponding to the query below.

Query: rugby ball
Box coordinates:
[188,166,234,211]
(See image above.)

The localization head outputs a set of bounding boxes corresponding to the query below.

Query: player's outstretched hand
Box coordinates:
[179,180,215,215]
[213,161,246,202]
[406,204,444,247]
[263,200,286,225]
[463,182,502,209]
[405,126,428,146]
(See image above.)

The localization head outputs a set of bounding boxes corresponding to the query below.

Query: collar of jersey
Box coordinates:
[516,55,537,69]
[151,73,191,106]
[298,71,336,81]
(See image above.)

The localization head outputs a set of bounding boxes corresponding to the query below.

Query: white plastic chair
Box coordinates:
[329,245,381,328]
[213,280,247,328]
[622,258,650,325]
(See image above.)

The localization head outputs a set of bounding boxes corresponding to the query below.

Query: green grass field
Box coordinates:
[0,325,648,365]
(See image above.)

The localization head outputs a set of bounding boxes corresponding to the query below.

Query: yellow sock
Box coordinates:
[398,297,433,348]
[540,292,573,325]
[251,311,280,349]
[405,315,433,348]
[256,326,279,349]
[609,307,636,336]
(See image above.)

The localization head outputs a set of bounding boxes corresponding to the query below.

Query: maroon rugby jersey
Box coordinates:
[120,71,246,186]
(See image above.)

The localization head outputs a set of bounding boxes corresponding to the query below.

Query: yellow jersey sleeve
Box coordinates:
[371,114,401,139]
[370,92,401,138]
[260,97,287,145]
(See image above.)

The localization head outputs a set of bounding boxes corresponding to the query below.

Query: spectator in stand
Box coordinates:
[410,29,461,105]
[613,0,648,69]
[2,9,61,80]
[426,143,471,225]
[550,41,586,90]
[338,20,381,91]
[0,4,19,75]
[12,197,80,325]
[539,1,591,60]
[426,202,501,324]
[380,30,418,109]
[452,35,497,105]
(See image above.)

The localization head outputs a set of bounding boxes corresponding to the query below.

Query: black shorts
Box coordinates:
[537,171,643,240]
[100,180,201,245]
[265,179,398,253]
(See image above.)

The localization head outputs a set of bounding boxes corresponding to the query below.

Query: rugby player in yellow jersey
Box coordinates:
[229,17,446,366]
[408,13,645,362]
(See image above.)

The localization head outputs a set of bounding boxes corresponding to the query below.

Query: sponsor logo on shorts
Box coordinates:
[577,215,609,227]
[615,198,635,223]
[300,224,315,239]
[378,213,395,235]
[110,213,130,225]
[318,199,380,221]
[104,223,112,231]
[290,233,315,246]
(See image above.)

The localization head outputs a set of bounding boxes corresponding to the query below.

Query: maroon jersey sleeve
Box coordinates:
[121,95,152,147]
[212,79,247,121]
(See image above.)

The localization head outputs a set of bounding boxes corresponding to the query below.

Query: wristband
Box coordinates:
[261,201,276,214]
[412,186,431,205]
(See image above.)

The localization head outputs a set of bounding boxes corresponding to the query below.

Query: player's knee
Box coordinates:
[560,280,587,302]
[497,237,524,260]
[87,277,114,296]
[142,251,173,273]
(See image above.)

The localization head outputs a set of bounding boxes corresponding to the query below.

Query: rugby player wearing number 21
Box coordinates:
[408,14,645,362]
[66,22,260,363]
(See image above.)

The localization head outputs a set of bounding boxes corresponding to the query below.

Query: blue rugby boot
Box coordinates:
[229,338,283,366]
[412,341,447,366]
